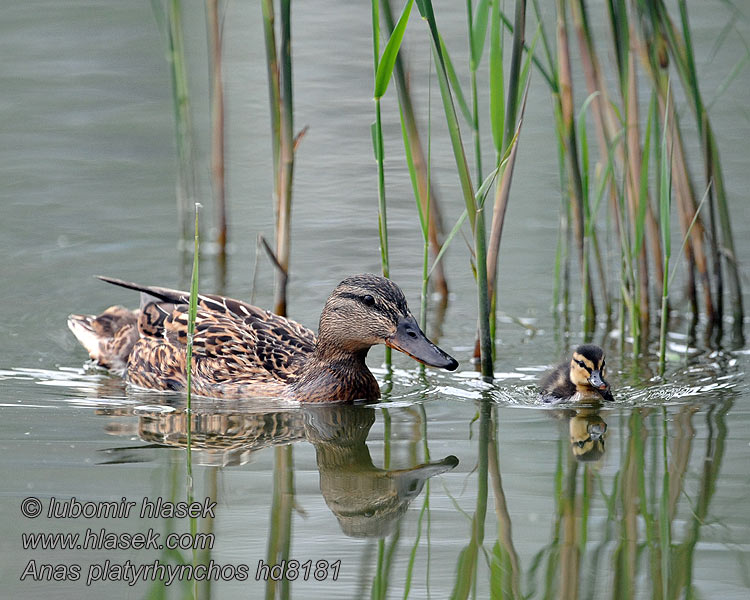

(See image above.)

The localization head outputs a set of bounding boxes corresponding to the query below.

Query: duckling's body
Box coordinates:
[539,344,613,403]
[68,274,457,403]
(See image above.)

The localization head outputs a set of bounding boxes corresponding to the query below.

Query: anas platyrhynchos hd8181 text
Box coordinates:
[68,274,458,403]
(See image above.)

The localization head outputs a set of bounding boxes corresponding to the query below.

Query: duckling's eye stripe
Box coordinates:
[575,359,592,374]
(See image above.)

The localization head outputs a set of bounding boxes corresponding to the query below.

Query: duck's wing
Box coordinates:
[100,277,316,382]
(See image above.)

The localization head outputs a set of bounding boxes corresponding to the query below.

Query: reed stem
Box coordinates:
[164,0,198,250]
[382,0,450,301]
[206,0,227,270]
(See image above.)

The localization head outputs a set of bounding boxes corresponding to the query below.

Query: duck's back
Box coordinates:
[77,279,317,398]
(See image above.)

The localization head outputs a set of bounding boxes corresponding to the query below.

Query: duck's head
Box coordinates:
[317,274,458,371]
[568,344,614,401]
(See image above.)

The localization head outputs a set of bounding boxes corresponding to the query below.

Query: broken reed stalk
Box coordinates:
[206,0,227,267]
[261,0,295,317]
[382,0,449,302]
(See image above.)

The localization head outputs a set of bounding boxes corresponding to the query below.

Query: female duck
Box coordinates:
[68,274,458,403]
[539,344,614,403]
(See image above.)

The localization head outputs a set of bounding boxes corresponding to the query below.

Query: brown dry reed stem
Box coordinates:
[261,0,296,317]
[555,0,596,336]
[206,0,227,268]
[527,0,744,353]
[662,0,744,341]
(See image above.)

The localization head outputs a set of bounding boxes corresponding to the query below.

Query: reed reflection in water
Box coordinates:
[85,379,736,599]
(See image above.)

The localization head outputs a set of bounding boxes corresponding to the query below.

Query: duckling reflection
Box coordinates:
[565,408,608,462]
[101,404,458,537]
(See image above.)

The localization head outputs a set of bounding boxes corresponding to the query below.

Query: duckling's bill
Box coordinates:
[385,315,458,371]
[586,369,613,401]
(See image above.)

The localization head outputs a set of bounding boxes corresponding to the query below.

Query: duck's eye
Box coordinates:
[362,294,375,307]
[576,360,586,368]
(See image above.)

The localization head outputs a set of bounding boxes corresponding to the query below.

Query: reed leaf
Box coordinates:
[428,210,468,278]
[374,0,414,99]
[489,0,505,155]
[417,0,477,230]
[470,0,491,67]
[439,34,473,126]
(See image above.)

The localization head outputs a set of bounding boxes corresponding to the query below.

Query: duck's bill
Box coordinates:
[386,315,459,371]
[588,370,614,401]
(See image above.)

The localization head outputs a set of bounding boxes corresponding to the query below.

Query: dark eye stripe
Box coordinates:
[576,359,592,375]
[339,292,389,315]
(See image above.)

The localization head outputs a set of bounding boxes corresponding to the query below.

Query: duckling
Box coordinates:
[539,344,614,403]
[68,274,458,403]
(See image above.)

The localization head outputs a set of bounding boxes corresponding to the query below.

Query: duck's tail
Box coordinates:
[67,306,140,372]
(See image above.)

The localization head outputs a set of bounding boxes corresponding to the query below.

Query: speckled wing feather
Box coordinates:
[98,277,316,396]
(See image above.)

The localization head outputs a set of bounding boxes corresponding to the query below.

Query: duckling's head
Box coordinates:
[317,274,458,370]
[569,344,614,401]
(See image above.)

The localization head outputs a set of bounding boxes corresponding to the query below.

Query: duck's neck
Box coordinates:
[290,341,380,403]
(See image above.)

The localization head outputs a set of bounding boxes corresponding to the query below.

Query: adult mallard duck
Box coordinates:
[539,344,614,403]
[68,274,458,403]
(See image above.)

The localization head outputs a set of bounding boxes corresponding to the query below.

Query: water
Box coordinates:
[1,1,749,598]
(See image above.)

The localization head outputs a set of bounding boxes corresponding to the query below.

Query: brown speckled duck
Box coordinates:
[539,344,614,403]
[68,274,458,403]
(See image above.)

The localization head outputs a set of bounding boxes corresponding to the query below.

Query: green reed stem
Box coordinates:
[466,0,489,183]
[658,83,672,376]
[184,203,200,593]
[374,98,389,282]
[161,0,198,249]
[383,0,450,301]
[265,445,294,600]
[185,202,200,465]
[659,408,671,599]
[372,0,414,368]
[417,0,495,380]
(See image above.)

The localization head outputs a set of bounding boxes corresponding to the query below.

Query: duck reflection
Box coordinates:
[560,407,608,463]
[98,403,457,538]
[304,407,458,537]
